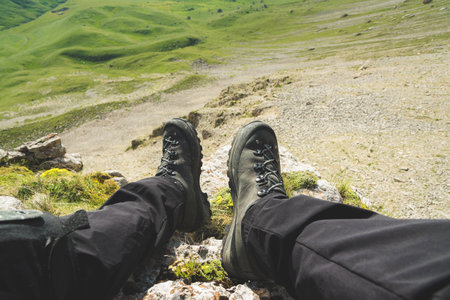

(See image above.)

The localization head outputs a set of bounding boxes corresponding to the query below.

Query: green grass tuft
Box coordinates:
[0,166,120,215]
[169,257,231,286]
[282,171,319,197]
[0,165,35,195]
[337,180,369,210]
[191,187,233,242]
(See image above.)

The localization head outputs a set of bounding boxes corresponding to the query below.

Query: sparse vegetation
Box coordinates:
[0,101,129,149]
[169,256,232,286]
[164,75,209,94]
[191,187,233,242]
[337,180,369,210]
[283,171,319,197]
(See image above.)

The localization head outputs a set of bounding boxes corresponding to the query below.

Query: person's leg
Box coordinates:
[51,118,210,300]
[222,120,450,300]
[0,177,185,300]
[0,210,73,300]
[242,192,450,300]
[0,118,210,300]
[55,177,185,300]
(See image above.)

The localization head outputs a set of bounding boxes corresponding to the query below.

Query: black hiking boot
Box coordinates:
[156,118,211,232]
[222,121,286,280]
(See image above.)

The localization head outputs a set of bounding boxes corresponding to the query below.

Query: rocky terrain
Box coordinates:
[73,51,447,221]
[0,134,343,299]
[112,145,342,300]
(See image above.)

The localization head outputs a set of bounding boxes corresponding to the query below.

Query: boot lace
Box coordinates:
[253,143,284,197]
[156,136,179,176]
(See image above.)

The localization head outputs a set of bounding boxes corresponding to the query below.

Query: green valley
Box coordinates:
[0,0,448,148]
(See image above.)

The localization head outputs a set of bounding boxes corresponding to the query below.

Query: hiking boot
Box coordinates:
[222,121,286,280]
[156,118,211,232]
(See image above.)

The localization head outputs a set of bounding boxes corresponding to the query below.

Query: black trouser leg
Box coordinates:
[59,177,185,300]
[242,192,450,300]
[0,212,66,300]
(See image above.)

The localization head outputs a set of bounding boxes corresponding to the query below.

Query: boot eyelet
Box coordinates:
[256,175,265,183]
[253,149,262,156]
[254,163,263,170]
[257,190,267,197]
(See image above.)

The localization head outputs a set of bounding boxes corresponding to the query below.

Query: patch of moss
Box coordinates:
[169,256,231,287]
[211,187,233,209]
[282,171,319,197]
[0,166,119,216]
[191,187,233,242]
[40,168,74,179]
[0,165,35,195]
[0,165,34,177]
[39,169,118,206]
[337,181,368,210]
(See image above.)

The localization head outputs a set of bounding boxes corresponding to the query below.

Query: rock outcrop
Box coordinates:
[104,170,129,187]
[15,133,66,160]
[114,145,340,300]
[114,235,293,300]
[40,153,83,171]
[144,280,292,300]
[0,196,24,211]
[0,134,83,171]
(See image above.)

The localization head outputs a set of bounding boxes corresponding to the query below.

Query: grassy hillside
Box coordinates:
[0,0,448,148]
[0,0,67,30]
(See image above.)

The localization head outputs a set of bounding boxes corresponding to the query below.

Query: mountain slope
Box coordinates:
[0,0,448,145]
[0,0,67,30]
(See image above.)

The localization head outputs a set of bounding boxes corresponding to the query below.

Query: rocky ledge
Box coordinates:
[114,145,342,300]
[0,133,83,171]
[0,137,343,299]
